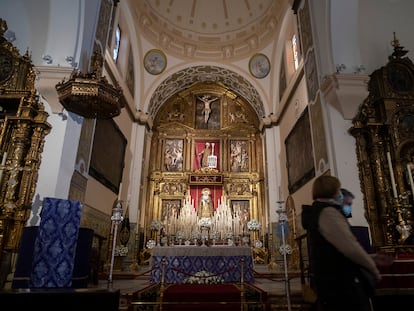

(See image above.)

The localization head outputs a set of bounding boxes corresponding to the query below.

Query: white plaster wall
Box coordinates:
[309,0,414,77]
[324,101,368,227]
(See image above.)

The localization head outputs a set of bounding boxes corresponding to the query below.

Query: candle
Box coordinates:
[0,152,7,184]
[387,152,398,198]
[118,182,123,201]
[407,164,414,200]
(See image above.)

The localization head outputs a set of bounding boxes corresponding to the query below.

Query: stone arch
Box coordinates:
[147,65,265,120]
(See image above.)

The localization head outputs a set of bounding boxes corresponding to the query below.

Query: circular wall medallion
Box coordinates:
[249,53,270,79]
[144,49,167,75]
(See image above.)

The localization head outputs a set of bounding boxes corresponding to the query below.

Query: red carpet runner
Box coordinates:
[162,284,241,310]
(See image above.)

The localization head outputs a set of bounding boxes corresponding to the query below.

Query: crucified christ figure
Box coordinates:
[198,95,218,123]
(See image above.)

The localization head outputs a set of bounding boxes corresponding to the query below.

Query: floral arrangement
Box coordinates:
[191,230,200,239]
[225,231,233,239]
[247,219,261,231]
[176,230,185,240]
[184,270,224,284]
[114,245,128,256]
[198,217,212,228]
[149,220,164,231]
[279,244,293,255]
[210,231,220,240]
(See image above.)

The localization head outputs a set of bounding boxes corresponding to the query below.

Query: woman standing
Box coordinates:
[301,175,392,311]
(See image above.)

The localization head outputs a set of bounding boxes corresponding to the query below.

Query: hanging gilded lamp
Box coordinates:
[55,50,125,119]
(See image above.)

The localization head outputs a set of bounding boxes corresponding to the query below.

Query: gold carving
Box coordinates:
[0,19,51,253]
[350,37,414,248]
[55,50,126,119]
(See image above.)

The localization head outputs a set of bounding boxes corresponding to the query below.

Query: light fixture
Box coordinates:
[55,50,125,119]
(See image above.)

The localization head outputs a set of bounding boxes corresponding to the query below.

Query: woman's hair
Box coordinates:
[312,175,341,200]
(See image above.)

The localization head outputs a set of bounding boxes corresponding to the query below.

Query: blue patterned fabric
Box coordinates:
[150,255,254,283]
[30,197,82,287]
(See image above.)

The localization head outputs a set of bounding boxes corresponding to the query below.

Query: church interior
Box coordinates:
[1,0,414,310]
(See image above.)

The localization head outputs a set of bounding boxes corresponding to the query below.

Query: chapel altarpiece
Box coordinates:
[140,82,269,263]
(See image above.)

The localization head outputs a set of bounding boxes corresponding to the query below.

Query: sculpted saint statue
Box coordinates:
[198,142,212,168]
[197,188,214,218]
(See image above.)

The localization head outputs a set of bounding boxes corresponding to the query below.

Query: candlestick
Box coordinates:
[407,164,414,201]
[387,152,398,198]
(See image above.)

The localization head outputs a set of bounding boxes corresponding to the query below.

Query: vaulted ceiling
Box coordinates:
[130,0,289,60]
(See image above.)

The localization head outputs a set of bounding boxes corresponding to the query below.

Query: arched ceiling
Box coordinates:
[148,65,265,119]
[129,0,288,60]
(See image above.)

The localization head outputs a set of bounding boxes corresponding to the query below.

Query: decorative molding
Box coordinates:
[148,65,265,121]
[320,73,369,120]
[35,66,73,113]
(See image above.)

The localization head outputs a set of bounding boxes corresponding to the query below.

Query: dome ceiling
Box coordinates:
[131,0,287,60]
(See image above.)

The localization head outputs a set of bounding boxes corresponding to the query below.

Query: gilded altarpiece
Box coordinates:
[350,40,414,251]
[140,82,267,263]
[0,20,51,258]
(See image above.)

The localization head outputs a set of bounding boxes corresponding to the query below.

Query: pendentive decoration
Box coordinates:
[55,49,126,119]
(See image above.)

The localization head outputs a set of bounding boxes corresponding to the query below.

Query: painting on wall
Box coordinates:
[164,139,184,172]
[231,200,250,234]
[161,199,182,222]
[89,119,127,193]
[230,140,249,172]
[285,108,315,193]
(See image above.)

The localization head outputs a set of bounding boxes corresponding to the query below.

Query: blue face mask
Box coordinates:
[335,191,344,205]
[342,204,352,217]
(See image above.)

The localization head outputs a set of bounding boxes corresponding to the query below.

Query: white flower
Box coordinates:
[114,245,128,256]
[184,271,224,284]
[198,217,212,228]
[247,219,261,231]
[210,231,220,240]
[149,220,164,231]
[191,231,200,239]
[176,230,185,239]
[279,244,292,255]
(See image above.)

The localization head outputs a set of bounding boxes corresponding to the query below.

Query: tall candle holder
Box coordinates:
[276,201,292,311]
[108,199,124,288]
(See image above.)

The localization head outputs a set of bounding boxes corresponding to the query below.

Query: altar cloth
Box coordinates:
[30,198,82,287]
[150,246,254,283]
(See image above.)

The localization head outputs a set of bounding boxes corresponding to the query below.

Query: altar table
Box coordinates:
[150,246,254,284]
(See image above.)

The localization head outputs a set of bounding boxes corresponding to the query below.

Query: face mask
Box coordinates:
[342,204,352,217]
[335,191,344,205]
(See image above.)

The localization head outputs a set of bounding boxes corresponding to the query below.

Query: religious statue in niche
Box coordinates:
[164,139,184,171]
[198,142,212,168]
[195,141,219,171]
[197,188,214,218]
[230,140,249,172]
[195,94,220,129]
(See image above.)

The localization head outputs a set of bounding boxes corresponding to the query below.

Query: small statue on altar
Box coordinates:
[198,142,212,168]
[197,188,214,218]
